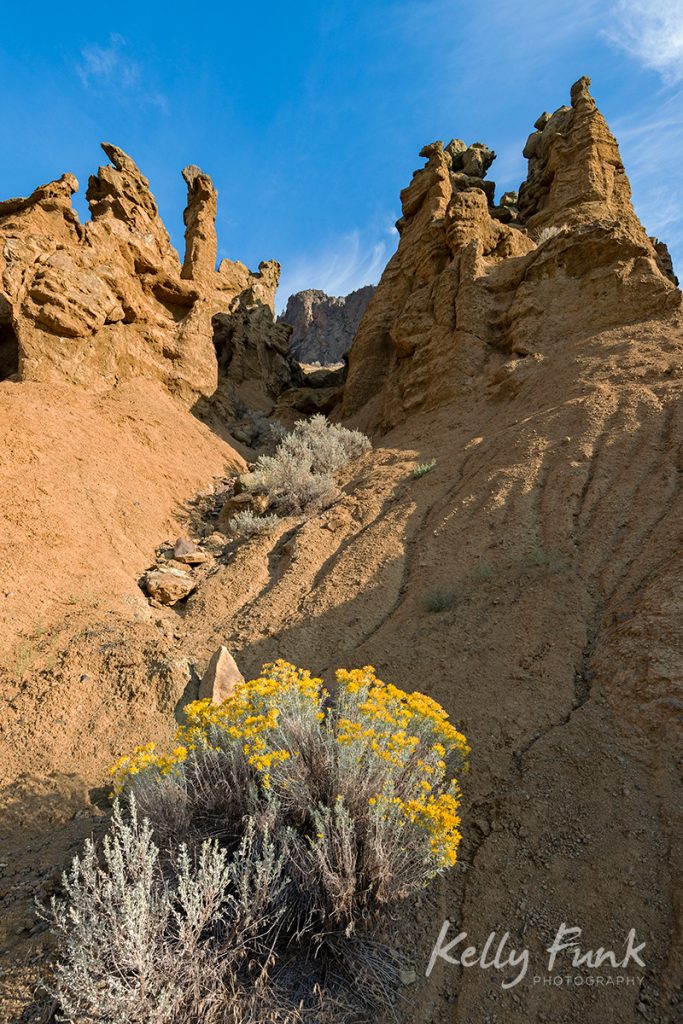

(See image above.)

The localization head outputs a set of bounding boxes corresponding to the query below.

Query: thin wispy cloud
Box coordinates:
[276,226,396,310]
[604,1,683,84]
[76,34,168,111]
[612,96,683,261]
[376,0,601,93]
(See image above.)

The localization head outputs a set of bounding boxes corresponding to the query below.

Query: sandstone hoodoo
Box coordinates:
[1,75,682,1024]
[278,284,376,364]
[343,75,679,429]
[0,143,301,412]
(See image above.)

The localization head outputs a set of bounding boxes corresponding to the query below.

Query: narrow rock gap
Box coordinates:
[0,321,19,380]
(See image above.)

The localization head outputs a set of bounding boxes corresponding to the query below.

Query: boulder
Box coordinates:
[143,568,196,605]
[500,191,519,208]
[173,537,197,559]
[461,142,496,179]
[303,365,346,389]
[444,138,467,171]
[171,536,211,565]
[276,385,341,415]
[197,646,244,704]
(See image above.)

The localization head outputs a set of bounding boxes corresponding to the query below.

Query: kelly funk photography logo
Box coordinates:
[427,921,646,989]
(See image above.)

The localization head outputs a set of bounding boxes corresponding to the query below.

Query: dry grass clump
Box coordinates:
[47,661,470,1024]
[535,224,567,245]
[229,509,280,539]
[245,414,371,515]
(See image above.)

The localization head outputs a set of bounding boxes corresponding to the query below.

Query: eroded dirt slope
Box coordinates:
[0,379,243,655]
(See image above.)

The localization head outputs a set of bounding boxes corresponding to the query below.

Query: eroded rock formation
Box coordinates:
[278,285,376,364]
[343,76,680,429]
[2,76,683,1024]
[0,145,301,409]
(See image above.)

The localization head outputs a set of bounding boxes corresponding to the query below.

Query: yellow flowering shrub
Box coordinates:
[111,659,469,874]
[333,666,469,868]
[63,658,473,1022]
[111,660,326,793]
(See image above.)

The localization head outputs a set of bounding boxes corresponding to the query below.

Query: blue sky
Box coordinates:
[1,1,681,308]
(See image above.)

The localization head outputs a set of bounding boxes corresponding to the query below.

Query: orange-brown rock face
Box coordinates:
[0,145,299,407]
[343,77,681,430]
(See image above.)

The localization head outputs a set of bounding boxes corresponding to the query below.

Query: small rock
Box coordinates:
[174,549,211,566]
[143,570,196,606]
[399,968,417,986]
[198,646,244,704]
[173,536,196,559]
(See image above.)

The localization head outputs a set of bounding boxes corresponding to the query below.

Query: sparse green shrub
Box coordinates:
[245,415,370,514]
[49,662,469,1024]
[1,639,35,679]
[470,562,493,583]
[529,545,563,571]
[229,509,280,539]
[412,458,436,479]
[424,587,459,613]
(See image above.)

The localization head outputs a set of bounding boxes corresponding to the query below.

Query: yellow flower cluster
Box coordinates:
[110,742,188,793]
[111,660,325,793]
[336,667,469,765]
[109,660,469,871]
[336,667,468,868]
[402,791,462,868]
[336,717,421,764]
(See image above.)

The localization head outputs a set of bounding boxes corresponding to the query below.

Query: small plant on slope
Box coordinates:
[48,661,469,1024]
[229,509,280,539]
[244,414,371,515]
[535,224,567,245]
[413,458,436,479]
[425,587,460,613]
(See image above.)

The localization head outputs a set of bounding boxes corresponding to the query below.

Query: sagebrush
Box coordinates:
[49,661,469,1023]
[244,415,371,514]
[228,509,280,539]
